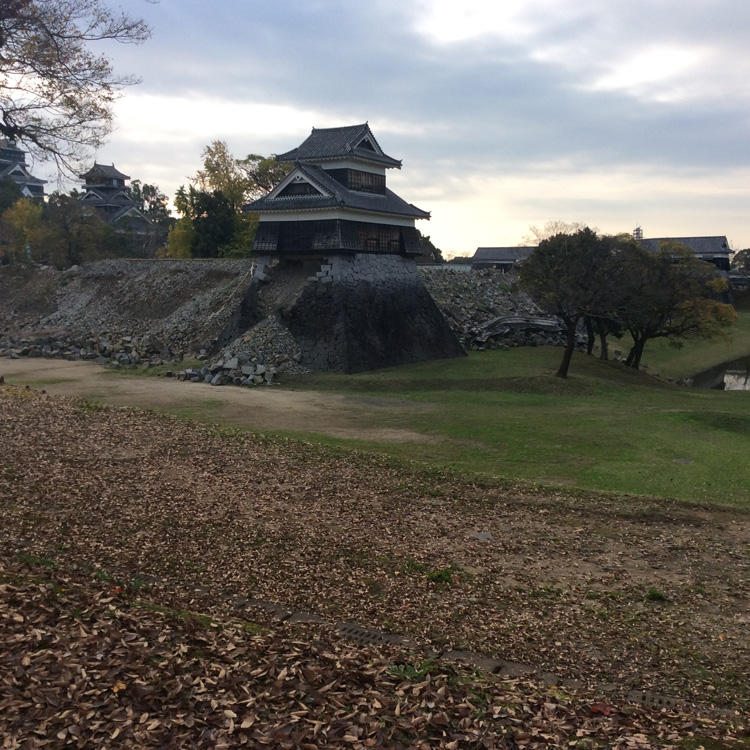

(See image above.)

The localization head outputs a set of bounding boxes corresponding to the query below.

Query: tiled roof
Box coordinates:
[275,124,401,168]
[80,188,135,206]
[80,162,130,181]
[245,163,429,220]
[640,236,730,256]
[472,247,536,262]
[0,163,46,185]
[111,205,150,224]
[0,139,25,162]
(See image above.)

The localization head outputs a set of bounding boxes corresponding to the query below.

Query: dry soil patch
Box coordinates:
[0,357,432,442]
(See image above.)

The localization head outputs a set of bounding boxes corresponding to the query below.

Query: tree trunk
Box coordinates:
[627,336,646,368]
[556,318,578,378]
[585,317,595,355]
[597,321,609,361]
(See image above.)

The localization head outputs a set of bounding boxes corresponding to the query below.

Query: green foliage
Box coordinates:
[0,197,42,262]
[519,227,613,377]
[169,142,285,258]
[190,190,235,258]
[616,242,736,368]
[238,153,292,198]
[415,232,444,263]
[195,140,249,211]
[128,180,172,255]
[38,192,123,266]
[173,186,236,257]
[219,212,259,258]
[520,230,736,375]
[164,217,194,258]
[0,177,21,213]
[130,180,170,226]
[427,566,457,584]
[1,191,127,267]
[731,248,750,274]
[645,588,667,602]
[388,659,441,681]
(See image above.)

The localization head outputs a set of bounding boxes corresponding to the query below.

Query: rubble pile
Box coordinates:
[0,333,182,368]
[420,267,567,349]
[1,261,575,386]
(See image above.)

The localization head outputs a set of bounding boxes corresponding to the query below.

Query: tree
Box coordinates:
[582,233,637,360]
[0,196,41,261]
[172,185,236,258]
[130,180,170,227]
[615,241,736,369]
[519,227,614,378]
[0,177,21,213]
[164,217,193,259]
[129,179,172,255]
[34,191,121,266]
[0,0,149,170]
[415,233,444,264]
[194,141,250,212]
[237,153,292,199]
[522,220,588,246]
[731,248,750,274]
[172,142,287,258]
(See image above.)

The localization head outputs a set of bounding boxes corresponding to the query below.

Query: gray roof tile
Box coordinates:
[275,124,402,168]
[80,162,130,181]
[245,163,429,220]
[472,247,536,262]
[640,236,730,256]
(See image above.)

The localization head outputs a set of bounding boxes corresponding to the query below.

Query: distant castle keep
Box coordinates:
[0,139,46,199]
[241,123,464,372]
[78,163,150,231]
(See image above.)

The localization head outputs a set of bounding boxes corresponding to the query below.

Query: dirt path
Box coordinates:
[0,358,432,442]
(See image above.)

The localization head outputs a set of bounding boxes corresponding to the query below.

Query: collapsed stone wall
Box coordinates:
[420,266,564,349]
[0,259,255,356]
[1,257,561,378]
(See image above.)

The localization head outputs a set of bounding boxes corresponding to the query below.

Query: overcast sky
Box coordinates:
[45,0,750,256]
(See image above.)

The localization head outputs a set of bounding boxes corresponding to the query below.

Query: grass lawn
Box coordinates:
[286,346,750,509]
[604,309,750,380]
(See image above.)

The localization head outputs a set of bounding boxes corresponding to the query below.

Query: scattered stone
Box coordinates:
[470,530,494,542]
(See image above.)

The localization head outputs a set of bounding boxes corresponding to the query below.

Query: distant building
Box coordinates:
[246,123,429,256]
[470,246,536,271]
[78,163,150,231]
[0,139,46,199]
[639,236,731,272]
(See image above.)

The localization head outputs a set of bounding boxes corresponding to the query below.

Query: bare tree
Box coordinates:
[521,220,589,246]
[0,0,149,171]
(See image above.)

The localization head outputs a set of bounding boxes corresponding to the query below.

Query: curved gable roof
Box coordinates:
[246,162,429,220]
[80,162,130,181]
[275,123,402,168]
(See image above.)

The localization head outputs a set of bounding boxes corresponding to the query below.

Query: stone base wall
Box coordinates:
[258,253,465,373]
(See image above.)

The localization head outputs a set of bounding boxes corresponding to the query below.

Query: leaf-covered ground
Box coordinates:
[1,385,749,747]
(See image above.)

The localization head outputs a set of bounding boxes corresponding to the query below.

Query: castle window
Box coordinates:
[278,181,320,197]
[348,170,385,194]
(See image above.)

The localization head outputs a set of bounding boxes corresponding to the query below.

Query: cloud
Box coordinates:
[82,0,750,252]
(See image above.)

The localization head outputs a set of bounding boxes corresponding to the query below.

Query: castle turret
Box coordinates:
[246,123,429,256]
[0,139,46,199]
